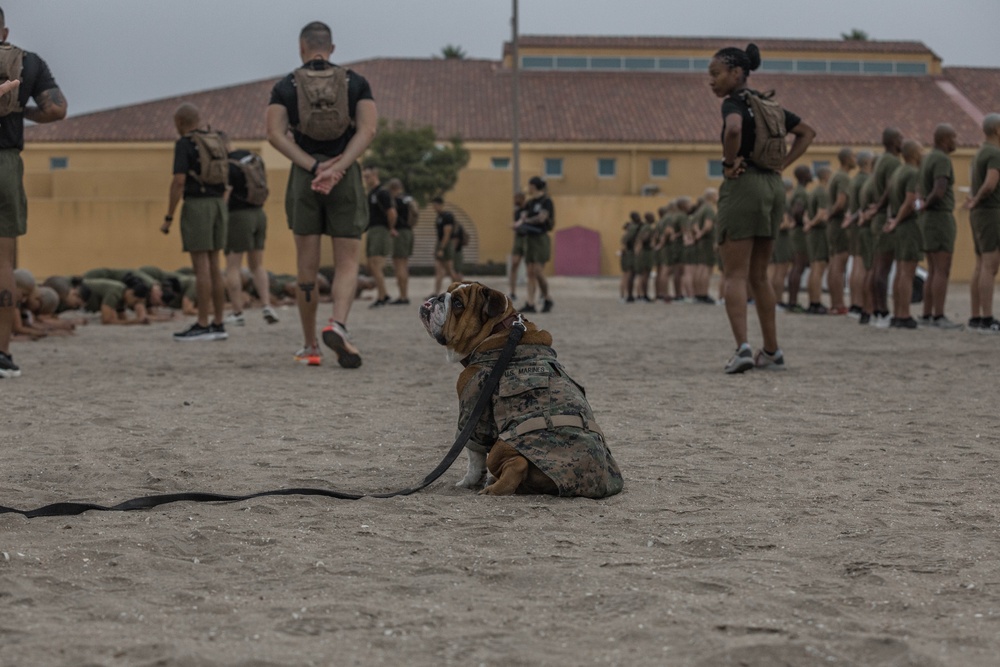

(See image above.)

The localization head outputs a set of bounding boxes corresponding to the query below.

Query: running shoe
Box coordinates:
[389,298,410,306]
[521,303,537,313]
[872,314,892,329]
[806,303,829,315]
[293,343,323,366]
[369,296,390,309]
[918,314,933,327]
[262,306,279,324]
[895,317,918,330]
[967,317,983,331]
[847,305,863,319]
[754,348,786,371]
[724,343,754,374]
[932,315,963,330]
[322,320,362,368]
[859,312,871,325]
[209,322,228,340]
[224,312,246,326]
[542,298,554,312]
[0,350,21,379]
[983,318,1000,334]
[173,323,216,342]
[828,306,849,315]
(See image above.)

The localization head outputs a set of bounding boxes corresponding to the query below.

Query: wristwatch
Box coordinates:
[722,159,735,169]
[310,159,320,176]
[164,215,173,222]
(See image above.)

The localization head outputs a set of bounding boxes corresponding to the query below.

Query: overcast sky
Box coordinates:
[3,0,997,116]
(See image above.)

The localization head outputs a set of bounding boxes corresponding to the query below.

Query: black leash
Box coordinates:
[0,322,526,519]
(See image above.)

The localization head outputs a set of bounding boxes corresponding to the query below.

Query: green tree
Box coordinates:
[439,44,467,60]
[841,28,869,41]
[365,119,470,205]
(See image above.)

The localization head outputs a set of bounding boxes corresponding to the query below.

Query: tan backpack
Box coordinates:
[741,90,787,172]
[231,152,269,206]
[0,44,24,117]
[293,65,351,141]
[187,130,229,187]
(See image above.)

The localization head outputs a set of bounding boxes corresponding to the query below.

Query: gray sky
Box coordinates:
[3,0,997,116]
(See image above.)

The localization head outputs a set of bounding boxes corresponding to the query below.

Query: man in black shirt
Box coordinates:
[431,197,461,296]
[162,103,229,342]
[387,178,416,305]
[266,21,377,368]
[521,176,554,313]
[0,7,67,378]
[362,165,396,308]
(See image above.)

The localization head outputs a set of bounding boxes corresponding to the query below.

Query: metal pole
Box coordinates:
[511,0,521,198]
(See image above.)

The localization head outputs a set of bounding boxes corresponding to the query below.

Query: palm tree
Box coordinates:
[439,44,467,60]
[841,29,870,41]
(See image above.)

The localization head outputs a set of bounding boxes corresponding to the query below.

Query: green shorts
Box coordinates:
[0,149,27,238]
[699,238,716,266]
[971,208,1000,254]
[717,169,784,242]
[872,213,896,256]
[791,227,807,256]
[919,210,955,253]
[620,250,635,272]
[667,243,682,266]
[393,227,414,259]
[453,249,464,273]
[771,230,793,264]
[180,196,228,253]
[846,223,860,257]
[635,248,653,273]
[511,234,527,257]
[524,233,550,264]
[285,159,367,238]
[827,216,849,255]
[806,225,829,263]
[893,218,923,262]
[857,225,874,270]
[436,243,455,262]
[226,207,266,254]
[366,225,392,258]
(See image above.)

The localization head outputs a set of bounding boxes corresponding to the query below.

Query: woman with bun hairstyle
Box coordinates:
[709,43,815,374]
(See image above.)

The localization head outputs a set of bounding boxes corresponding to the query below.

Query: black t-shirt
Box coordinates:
[524,195,554,234]
[368,185,393,227]
[436,211,456,242]
[173,134,226,198]
[268,60,374,157]
[394,195,413,230]
[720,90,801,166]
[0,47,58,151]
[227,149,257,211]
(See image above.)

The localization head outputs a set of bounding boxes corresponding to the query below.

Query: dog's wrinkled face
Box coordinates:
[420,282,513,362]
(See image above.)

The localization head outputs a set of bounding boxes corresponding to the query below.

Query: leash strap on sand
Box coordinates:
[0,323,526,519]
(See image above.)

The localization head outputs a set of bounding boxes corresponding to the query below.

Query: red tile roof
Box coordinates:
[505,35,939,57]
[942,67,1000,119]
[27,56,984,147]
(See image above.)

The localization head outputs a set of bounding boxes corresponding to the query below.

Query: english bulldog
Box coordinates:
[419,282,623,498]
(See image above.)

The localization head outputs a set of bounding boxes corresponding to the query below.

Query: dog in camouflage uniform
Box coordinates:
[419,282,623,498]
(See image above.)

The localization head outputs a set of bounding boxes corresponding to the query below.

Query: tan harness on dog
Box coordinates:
[500,414,604,441]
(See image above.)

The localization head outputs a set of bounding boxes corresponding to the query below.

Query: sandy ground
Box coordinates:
[2,275,999,667]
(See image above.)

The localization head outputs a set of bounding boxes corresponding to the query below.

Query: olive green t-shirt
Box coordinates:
[790,185,809,226]
[808,185,830,224]
[82,278,126,313]
[872,153,902,202]
[848,171,870,214]
[918,148,954,212]
[83,267,156,289]
[828,171,851,221]
[889,163,919,223]
[690,202,717,236]
[971,143,1000,209]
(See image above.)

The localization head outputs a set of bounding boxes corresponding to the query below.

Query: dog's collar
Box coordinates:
[461,314,524,367]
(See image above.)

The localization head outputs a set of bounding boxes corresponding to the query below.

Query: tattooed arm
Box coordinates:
[23,87,68,124]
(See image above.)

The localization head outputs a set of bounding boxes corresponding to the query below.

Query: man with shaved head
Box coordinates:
[865,127,904,327]
[917,123,961,328]
[826,148,855,314]
[0,5,67,378]
[884,140,924,328]
[964,113,1000,332]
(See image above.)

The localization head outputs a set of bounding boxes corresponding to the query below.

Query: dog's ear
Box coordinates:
[480,285,508,323]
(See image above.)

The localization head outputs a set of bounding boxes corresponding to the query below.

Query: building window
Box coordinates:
[521,56,553,69]
[862,61,894,74]
[556,56,587,69]
[490,157,511,170]
[895,62,927,75]
[692,58,710,70]
[544,158,563,178]
[797,60,827,73]
[708,159,724,179]
[591,57,622,70]
[597,158,616,178]
[50,156,69,170]
[659,57,690,71]
[762,59,794,72]
[812,160,830,174]
[830,60,861,74]
[650,158,669,178]
[624,57,655,70]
